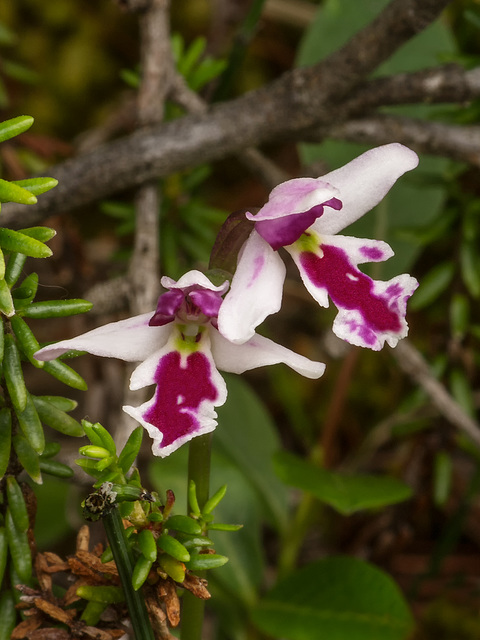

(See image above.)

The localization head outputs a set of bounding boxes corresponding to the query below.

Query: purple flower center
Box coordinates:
[149,287,224,326]
[255,197,342,251]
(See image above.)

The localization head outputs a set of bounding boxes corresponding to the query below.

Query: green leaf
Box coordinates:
[274,451,412,515]
[138,529,157,563]
[77,585,125,604]
[10,314,43,368]
[3,333,27,412]
[157,533,190,562]
[18,226,57,243]
[157,554,185,583]
[12,178,58,197]
[6,476,29,533]
[39,458,74,479]
[32,396,84,437]
[252,557,413,640]
[409,261,456,310]
[449,368,476,418]
[90,422,116,456]
[13,433,42,484]
[0,408,12,479]
[12,272,38,307]
[4,252,27,287]
[433,451,452,507]
[132,555,153,591]
[21,298,93,318]
[0,115,34,143]
[0,227,51,257]
[460,241,480,298]
[0,278,15,316]
[36,395,77,412]
[118,426,143,474]
[0,591,16,640]
[16,393,45,454]
[166,515,202,536]
[42,359,87,390]
[5,508,32,582]
[215,375,288,531]
[450,293,470,340]
[185,553,228,571]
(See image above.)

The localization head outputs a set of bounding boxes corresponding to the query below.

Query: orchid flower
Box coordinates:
[218,143,419,351]
[35,270,325,457]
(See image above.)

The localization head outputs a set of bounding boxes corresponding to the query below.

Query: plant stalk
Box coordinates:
[181,433,213,640]
[103,505,155,640]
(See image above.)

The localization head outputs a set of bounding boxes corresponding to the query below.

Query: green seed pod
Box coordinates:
[132,555,153,591]
[5,508,32,582]
[6,477,29,532]
[13,433,42,484]
[77,584,125,604]
[0,408,12,480]
[0,589,16,640]
[10,315,43,368]
[16,393,45,454]
[157,554,186,584]
[32,395,84,436]
[4,253,27,287]
[79,445,111,459]
[117,426,143,474]
[157,533,190,563]
[166,515,202,535]
[3,334,27,412]
[138,529,157,563]
[0,115,34,143]
[39,458,74,479]
[21,299,93,318]
[185,553,228,571]
[0,527,8,588]
[0,279,14,317]
[41,359,88,391]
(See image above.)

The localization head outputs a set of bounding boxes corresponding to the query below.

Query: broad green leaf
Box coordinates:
[0,115,33,143]
[215,374,288,532]
[252,556,413,640]
[274,451,412,515]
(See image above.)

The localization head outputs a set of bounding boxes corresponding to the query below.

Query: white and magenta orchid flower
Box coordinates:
[218,143,419,351]
[35,270,325,457]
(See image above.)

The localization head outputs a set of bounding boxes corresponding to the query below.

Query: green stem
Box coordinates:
[277,491,316,578]
[103,505,154,640]
[181,433,213,640]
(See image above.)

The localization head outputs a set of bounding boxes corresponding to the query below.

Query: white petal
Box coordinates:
[210,326,325,379]
[217,230,286,344]
[161,269,229,294]
[35,312,171,362]
[315,143,419,235]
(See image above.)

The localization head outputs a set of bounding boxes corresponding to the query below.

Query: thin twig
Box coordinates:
[391,339,480,447]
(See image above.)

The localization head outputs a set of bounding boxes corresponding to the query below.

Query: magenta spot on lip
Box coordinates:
[144,351,218,449]
[360,246,384,261]
[300,245,402,334]
[247,254,265,288]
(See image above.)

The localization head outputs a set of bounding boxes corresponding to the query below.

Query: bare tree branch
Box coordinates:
[317,114,480,167]
[2,0,453,229]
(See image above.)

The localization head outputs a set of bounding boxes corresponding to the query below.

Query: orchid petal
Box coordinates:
[217,230,286,344]
[288,237,418,350]
[149,290,184,326]
[161,269,229,294]
[35,312,171,362]
[189,289,223,317]
[124,329,227,457]
[210,326,325,379]
[246,179,339,220]
[314,143,419,235]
